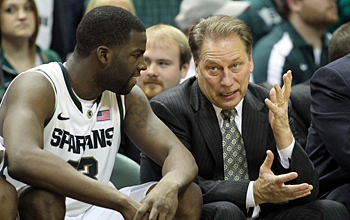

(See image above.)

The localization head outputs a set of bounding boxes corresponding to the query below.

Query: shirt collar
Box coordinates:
[213,98,244,120]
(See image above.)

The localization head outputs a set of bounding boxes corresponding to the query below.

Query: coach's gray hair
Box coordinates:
[189,15,253,64]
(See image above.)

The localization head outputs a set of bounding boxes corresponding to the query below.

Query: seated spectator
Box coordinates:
[0,0,61,99]
[252,0,338,87]
[136,24,191,99]
[120,24,191,163]
[328,0,350,32]
[305,21,350,215]
[290,21,350,149]
[140,15,349,220]
[238,0,282,45]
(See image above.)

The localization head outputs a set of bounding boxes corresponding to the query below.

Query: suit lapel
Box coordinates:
[189,81,271,180]
[190,81,224,179]
[242,89,270,179]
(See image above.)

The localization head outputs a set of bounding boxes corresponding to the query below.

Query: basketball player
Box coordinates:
[0,6,202,220]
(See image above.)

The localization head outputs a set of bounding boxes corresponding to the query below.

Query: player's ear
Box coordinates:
[96,46,110,65]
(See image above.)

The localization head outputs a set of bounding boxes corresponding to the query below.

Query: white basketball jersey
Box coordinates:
[3,62,125,216]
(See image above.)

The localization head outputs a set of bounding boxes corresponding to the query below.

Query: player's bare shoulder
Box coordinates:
[0,71,56,135]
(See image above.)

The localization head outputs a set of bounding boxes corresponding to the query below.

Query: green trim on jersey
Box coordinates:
[58,62,83,112]
[116,94,123,131]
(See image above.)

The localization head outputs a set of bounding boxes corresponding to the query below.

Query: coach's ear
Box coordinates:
[96,46,110,65]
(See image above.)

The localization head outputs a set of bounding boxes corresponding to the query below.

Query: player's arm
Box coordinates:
[1,73,145,219]
[124,86,199,218]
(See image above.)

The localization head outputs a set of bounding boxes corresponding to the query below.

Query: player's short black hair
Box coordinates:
[75,5,145,58]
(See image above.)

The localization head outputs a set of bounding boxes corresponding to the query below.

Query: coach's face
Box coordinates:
[195,35,253,109]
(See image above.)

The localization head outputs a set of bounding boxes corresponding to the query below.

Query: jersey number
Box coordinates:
[68,157,98,180]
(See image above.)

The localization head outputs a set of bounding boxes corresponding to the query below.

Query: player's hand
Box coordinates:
[265,70,293,149]
[133,181,179,220]
[118,197,148,220]
[253,150,313,205]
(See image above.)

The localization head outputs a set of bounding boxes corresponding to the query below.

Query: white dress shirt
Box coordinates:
[213,98,295,219]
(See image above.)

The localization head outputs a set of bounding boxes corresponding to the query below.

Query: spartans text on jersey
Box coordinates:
[50,127,114,154]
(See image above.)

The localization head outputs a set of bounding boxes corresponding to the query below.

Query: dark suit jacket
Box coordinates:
[290,81,311,149]
[141,77,318,215]
[306,54,350,198]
